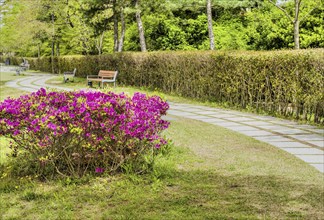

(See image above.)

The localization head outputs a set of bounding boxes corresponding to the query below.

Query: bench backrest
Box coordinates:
[98,70,118,80]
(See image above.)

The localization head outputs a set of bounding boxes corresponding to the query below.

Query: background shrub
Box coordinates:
[0,89,170,178]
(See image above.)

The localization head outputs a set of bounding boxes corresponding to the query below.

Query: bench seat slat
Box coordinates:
[87,70,118,88]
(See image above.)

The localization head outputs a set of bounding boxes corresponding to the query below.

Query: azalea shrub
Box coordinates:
[0,88,170,178]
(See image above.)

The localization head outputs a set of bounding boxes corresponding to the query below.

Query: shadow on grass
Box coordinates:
[102,169,324,219]
[1,166,322,219]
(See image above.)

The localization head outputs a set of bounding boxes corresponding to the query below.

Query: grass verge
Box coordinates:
[0,71,29,100]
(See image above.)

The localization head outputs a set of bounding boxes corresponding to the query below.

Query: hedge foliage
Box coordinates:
[2,49,324,124]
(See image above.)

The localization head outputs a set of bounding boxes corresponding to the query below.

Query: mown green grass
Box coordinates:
[1,72,323,219]
[0,71,29,100]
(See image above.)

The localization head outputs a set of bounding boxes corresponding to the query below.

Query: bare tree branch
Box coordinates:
[300,6,319,22]
[268,0,294,23]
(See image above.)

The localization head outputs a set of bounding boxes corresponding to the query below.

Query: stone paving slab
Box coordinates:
[267,120,299,126]
[193,111,222,115]
[177,112,199,117]
[198,118,228,123]
[166,110,184,115]
[202,113,237,118]
[213,110,243,115]
[250,115,277,121]
[170,103,193,107]
[253,135,293,142]
[184,115,213,120]
[309,164,324,172]
[175,108,207,113]
[231,112,257,117]
[236,130,274,137]
[167,111,197,117]
[306,141,324,148]
[305,129,324,135]
[294,124,320,129]
[295,155,324,163]
[169,106,193,111]
[211,121,242,127]
[194,106,220,111]
[271,129,310,135]
[267,141,311,148]
[225,117,256,122]
[241,121,274,126]
[279,148,323,155]
[227,126,262,132]
[257,125,294,130]
[288,134,324,141]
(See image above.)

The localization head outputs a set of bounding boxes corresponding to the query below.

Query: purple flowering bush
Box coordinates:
[0,88,170,177]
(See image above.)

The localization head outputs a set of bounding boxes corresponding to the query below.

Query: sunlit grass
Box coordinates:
[0,72,29,100]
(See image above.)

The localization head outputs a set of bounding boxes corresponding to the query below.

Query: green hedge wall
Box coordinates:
[3,49,324,124]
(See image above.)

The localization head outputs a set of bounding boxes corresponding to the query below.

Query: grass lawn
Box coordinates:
[0,71,29,100]
[0,73,323,219]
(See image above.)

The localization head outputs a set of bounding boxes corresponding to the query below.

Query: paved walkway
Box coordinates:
[2,66,324,173]
[1,66,72,92]
[168,103,324,172]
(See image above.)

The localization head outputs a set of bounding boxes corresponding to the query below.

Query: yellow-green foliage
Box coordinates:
[3,49,324,124]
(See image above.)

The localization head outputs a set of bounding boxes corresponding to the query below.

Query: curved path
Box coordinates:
[5,73,72,93]
[3,67,324,173]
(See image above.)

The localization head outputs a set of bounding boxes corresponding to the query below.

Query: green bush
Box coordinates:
[11,49,324,124]
[0,89,170,178]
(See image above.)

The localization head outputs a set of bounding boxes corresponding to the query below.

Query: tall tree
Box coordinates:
[112,0,119,52]
[118,7,126,52]
[206,0,215,50]
[268,0,321,49]
[134,0,147,51]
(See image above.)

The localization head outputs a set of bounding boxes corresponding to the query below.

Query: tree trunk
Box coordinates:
[38,44,41,58]
[135,0,147,52]
[294,0,300,49]
[207,0,215,50]
[113,0,119,52]
[96,32,104,55]
[118,8,126,52]
[268,0,302,50]
[51,13,55,74]
[293,20,300,49]
[56,41,60,56]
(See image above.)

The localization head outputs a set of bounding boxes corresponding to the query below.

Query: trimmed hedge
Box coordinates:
[2,49,324,124]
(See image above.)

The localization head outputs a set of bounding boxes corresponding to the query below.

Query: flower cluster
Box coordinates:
[0,88,170,177]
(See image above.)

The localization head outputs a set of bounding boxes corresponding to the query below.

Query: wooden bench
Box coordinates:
[63,68,77,83]
[87,70,118,88]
